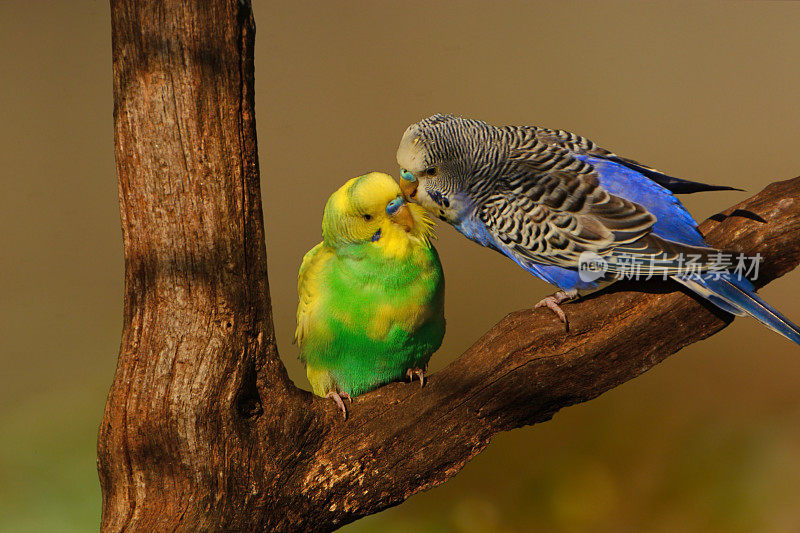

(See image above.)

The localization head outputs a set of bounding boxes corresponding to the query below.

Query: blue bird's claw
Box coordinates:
[535,289,578,331]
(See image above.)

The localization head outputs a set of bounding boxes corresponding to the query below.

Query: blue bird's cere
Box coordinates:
[396,113,800,346]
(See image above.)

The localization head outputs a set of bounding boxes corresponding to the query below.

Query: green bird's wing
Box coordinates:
[294,242,333,353]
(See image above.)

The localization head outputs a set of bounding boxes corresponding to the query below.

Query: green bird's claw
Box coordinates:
[405,368,425,388]
[326,391,349,419]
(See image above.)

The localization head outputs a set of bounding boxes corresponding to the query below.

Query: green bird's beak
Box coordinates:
[387,196,414,232]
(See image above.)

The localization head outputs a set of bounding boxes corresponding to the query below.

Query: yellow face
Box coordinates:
[322,172,433,249]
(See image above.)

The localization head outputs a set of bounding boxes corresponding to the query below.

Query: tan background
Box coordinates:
[2,1,800,531]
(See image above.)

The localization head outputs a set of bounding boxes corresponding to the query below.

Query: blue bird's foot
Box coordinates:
[326,391,351,419]
[534,289,579,330]
[405,367,425,388]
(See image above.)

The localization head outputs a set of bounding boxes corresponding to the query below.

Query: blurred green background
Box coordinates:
[2,1,800,531]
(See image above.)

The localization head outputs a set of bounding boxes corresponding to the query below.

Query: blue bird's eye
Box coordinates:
[386,196,404,215]
[400,168,416,182]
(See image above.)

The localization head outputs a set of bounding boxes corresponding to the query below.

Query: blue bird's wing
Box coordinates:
[481,148,800,345]
[476,166,722,281]
[603,155,742,194]
[522,126,740,194]
[574,156,709,246]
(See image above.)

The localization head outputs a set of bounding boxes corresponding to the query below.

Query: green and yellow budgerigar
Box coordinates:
[295,172,445,417]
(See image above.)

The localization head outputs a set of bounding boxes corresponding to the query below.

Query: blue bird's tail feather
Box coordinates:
[674,273,800,346]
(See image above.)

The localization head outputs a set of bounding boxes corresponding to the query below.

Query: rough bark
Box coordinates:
[97,0,800,531]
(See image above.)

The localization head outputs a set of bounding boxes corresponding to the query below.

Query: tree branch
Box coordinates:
[97,1,800,531]
[285,176,800,530]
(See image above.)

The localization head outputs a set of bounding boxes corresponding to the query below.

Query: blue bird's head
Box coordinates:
[396,114,489,224]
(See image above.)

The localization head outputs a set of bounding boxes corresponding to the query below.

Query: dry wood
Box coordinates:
[98,0,800,530]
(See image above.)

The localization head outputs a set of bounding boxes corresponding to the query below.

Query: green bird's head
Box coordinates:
[322,172,434,254]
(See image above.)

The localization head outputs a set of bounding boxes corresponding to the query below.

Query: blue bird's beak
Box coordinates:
[398,169,419,200]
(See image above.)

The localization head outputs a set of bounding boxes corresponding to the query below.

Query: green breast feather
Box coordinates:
[298,241,445,397]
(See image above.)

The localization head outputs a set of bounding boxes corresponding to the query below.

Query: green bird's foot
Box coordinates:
[405,368,425,387]
[326,391,351,419]
[534,289,579,330]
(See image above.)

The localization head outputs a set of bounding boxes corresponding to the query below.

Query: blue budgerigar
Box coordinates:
[396,114,800,346]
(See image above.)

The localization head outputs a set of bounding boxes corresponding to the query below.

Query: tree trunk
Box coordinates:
[98,1,800,531]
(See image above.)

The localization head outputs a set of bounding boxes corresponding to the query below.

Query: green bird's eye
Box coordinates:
[363,214,372,221]
[425,166,437,176]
